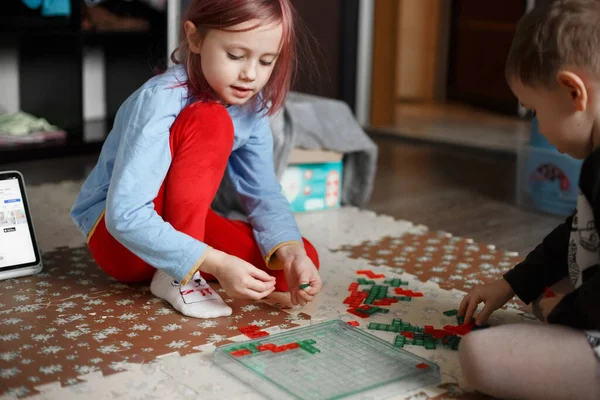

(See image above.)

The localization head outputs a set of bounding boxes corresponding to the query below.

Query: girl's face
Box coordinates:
[185,19,282,106]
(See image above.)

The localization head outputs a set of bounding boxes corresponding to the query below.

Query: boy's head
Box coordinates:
[506,0,600,159]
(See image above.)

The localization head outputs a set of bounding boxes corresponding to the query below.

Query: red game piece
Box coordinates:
[257,343,276,352]
[454,322,475,336]
[416,363,430,369]
[231,349,252,357]
[356,270,386,279]
[443,325,456,333]
[347,320,360,326]
[239,325,260,334]
[424,325,434,334]
[401,331,414,339]
[247,331,270,339]
[433,329,447,339]
[347,308,370,318]
[544,287,557,298]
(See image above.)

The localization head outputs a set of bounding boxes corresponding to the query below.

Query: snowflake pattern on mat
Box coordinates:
[336,233,523,298]
[0,246,306,398]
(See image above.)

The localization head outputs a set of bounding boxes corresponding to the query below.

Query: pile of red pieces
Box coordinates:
[398,323,475,339]
[239,324,270,339]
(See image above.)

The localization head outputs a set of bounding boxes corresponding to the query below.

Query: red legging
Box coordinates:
[88,102,319,292]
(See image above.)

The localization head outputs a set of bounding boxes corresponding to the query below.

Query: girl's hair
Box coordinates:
[171,0,297,115]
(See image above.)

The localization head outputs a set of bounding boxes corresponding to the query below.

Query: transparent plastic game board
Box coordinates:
[213,320,440,400]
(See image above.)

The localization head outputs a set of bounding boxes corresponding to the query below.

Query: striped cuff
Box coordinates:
[180,246,212,286]
[264,241,304,270]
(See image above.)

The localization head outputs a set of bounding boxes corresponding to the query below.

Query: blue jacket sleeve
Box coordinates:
[227,113,303,265]
[105,87,209,284]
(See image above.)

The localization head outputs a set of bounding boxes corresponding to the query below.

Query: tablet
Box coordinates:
[0,171,42,280]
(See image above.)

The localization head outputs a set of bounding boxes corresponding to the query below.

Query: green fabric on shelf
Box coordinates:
[0,112,60,136]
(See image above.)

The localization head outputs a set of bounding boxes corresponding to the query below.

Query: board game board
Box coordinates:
[213,320,440,399]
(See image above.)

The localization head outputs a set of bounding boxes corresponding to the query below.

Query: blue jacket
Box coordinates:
[71,66,301,284]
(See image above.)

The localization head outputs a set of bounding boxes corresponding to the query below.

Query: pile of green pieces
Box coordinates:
[369,319,461,351]
[359,279,412,305]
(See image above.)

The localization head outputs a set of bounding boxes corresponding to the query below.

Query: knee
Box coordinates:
[170,102,234,152]
[459,331,492,391]
[303,238,320,269]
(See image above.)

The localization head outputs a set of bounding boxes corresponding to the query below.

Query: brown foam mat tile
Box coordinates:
[336,232,522,292]
[336,232,526,308]
[0,246,308,398]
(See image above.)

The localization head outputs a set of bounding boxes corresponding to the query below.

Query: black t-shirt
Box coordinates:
[504,148,600,330]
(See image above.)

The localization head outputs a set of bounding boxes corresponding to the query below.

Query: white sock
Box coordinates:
[150,270,232,319]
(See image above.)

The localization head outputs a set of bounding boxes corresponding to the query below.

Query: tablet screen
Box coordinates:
[0,175,38,270]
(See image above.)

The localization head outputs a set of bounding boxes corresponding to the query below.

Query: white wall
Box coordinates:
[83,48,106,121]
[0,45,107,123]
[0,46,20,115]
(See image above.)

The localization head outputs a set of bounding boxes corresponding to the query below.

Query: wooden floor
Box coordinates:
[368,135,561,254]
[372,102,530,153]
[3,135,562,255]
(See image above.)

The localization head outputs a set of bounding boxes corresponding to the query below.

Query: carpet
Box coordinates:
[0,180,533,399]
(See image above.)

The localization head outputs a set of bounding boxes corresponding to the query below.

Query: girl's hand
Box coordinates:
[458,278,515,325]
[202,248,276,300]
[276,244,322,306]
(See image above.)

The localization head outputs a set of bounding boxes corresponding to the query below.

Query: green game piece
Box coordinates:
[385,279,408,288]
[425,342,436,350]
[248,345,260,354]
[392,318,403,326]
[414,340,424,346]
[368,322,378,330]
[359,306,377,315]
[298,283,311,290]
[397,296,412,302]
[357,278,375,285]
[414,333,424,341]
[394,335,406,348]
[443,309,458,317]
[372,306,389,314]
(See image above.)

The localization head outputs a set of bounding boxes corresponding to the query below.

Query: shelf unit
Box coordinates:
[0,0,167,163]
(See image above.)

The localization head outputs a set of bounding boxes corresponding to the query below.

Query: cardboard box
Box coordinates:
[280,149,343,212]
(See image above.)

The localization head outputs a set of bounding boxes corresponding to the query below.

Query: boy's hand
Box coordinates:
[458,278,515,325]
[539,295,564,322]
[202,248,276,300]
[276,243,322,306]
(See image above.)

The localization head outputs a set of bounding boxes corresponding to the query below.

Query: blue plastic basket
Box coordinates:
[516,117,582,216]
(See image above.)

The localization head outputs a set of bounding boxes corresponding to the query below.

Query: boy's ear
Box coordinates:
[184,21,203,54]
[557,71,588,112]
